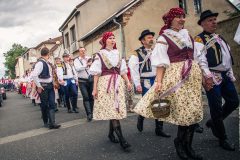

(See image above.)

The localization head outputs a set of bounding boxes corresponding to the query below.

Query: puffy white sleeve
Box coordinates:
[128,55,140,87]
[194,42,212,77]
[120,59,128,75]
[89,55,102,75]
[151,36,170,68]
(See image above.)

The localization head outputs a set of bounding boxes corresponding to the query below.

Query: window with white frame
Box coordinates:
[70,25,76,43]
[64,33,70,48]
[194,0,202,14]
[179,0,188,14]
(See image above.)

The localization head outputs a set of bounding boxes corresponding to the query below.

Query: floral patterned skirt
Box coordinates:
[93,75,127,120]
[133,61,203,126]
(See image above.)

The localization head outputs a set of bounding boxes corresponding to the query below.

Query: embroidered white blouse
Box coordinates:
[89,49,128,76]
[128,48,156,87]
[151,29,211,76]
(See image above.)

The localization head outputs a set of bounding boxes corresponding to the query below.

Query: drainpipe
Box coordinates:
[113,18,126,58]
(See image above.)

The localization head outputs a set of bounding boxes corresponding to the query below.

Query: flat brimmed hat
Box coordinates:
[62,49,70,57]
[198,10,218,25]
[138,29,155,41]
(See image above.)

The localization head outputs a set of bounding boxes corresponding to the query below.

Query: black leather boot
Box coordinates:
[84,101,93,121]
[194,123,203,133]
[108,120,119,143]
[114,124,131,150]
[184,125,203,160]
[41,108,48,126]
[174,126,188,160]
[215,119,235,151]
[205,119,220,138]
[137,115,144,132]
[48,109,61,129]
[155,120,171,137]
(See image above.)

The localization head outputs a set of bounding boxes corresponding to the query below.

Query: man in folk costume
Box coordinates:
[31,47,61,129]
[90,32,132,151]
[128,29,170,138]
[195,10,239,151]
[74,47,94,121]
[57,50,79,113]
[134,8,212,160]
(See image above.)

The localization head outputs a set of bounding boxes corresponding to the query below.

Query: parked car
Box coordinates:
[0,84,7,100]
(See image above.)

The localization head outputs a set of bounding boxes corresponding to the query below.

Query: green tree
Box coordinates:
[4,44,28,78]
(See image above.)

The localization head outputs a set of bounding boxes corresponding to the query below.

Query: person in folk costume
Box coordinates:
[56,50,79,113]
[89,32,132,151]
[74,47,94,121]
[133,8,212,160]
[128,29,170,137]
[21,74,28,97]
[26,70,32,98]
[54,57,65,108]
[31,47,61,129]
[195,10,239,151]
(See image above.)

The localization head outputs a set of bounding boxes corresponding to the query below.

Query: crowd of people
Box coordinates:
[9,8,240,160]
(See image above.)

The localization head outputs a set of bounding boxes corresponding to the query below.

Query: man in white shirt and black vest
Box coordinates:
[195,10,239,151]
[31,47,61,129]
[57,50,79,113]
[129,29,170,138]
[74,47,94,121]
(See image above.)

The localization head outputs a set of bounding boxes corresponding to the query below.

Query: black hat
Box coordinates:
[62,49,70,57]
[198,10,218,25]
[138,29,155,41]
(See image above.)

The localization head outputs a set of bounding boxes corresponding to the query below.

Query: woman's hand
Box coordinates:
[154,82,162,93]
[92,88,98,99]
[127,82,132,91]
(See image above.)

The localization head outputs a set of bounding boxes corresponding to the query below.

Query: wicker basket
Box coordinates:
[150,99,170,118]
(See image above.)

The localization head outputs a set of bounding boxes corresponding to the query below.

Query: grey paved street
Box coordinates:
[0,92,239,160]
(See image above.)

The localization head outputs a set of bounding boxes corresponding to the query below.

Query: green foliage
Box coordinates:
[4,44,28,78]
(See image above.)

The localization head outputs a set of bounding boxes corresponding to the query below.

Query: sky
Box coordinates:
[0,0,83,77]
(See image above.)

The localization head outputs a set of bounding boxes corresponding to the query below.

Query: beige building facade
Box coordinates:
[59,0,237,58]
[18,36,63,75]
[15,57,24,77]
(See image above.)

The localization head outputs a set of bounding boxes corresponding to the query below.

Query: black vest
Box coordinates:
[197,31,233,67]
[38,59,50,79]
[136,46,152,74]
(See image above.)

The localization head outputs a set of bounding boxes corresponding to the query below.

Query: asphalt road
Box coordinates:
[0,92,239,160]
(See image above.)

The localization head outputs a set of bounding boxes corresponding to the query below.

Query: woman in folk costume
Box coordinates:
[89,32,132,151]
[133,8,211,160]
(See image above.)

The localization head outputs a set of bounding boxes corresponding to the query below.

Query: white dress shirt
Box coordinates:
[128,48,156,87]
[57,62,78,81]
[207,35,233,72]
[31,59,53,88]
[74,56,91,79]
[151,29,211,76]
[89,49,128,75]
[234,23,240,45]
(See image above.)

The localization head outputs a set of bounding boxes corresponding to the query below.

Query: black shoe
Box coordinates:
[73,110,79,113]
[49,124,61,129]
[114,125,131,151]
[137,116,144,132]
[87,114,93,122]
[155,128,171,138]
[43,123,49,128]
[174,138,188,160]
[206,120,220,138]
[219,139,235,151]
[68,109,73,113]
[108,134,119,143]
[195,125,203,133]
[55,109,59,112]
